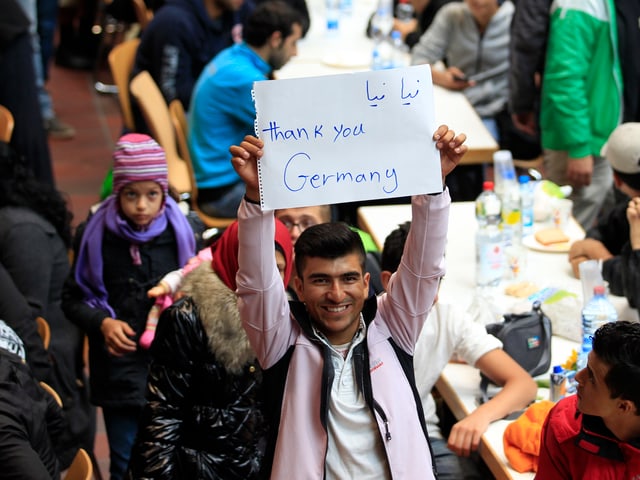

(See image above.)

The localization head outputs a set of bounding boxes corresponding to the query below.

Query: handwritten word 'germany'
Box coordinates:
[283,152,398,194]
[262,121,366,143]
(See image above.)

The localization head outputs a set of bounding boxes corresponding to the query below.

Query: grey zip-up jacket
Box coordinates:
[411,1,514,117]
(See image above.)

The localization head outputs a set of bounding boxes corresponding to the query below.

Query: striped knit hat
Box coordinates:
[112,133,169,196]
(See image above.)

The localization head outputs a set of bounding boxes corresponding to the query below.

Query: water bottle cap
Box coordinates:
[482,181,494,191]
[593,285,606,295]
[553,365,564,373]
[519,175,530,184]
[493,150,513,162]
[391,30,401,39]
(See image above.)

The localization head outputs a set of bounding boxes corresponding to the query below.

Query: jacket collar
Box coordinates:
[577,412,640,461]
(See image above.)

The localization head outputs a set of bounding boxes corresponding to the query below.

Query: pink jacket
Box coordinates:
[236,193,449,479]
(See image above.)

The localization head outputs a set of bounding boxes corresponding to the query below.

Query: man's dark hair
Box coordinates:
[294,222,366,277]
[243,0,305,47]
[592,320,640,413]
[380,221,411,273]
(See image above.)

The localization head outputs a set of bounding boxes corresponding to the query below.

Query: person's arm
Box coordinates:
[410,4,472,91]
[509,0,550,134]
[446,349,537,456]
[231,136,297,369]
[568,238,613,277]
[541,6,601,188]
[154,21,196,107]
[381,126,466,352]
[620,198,640,308]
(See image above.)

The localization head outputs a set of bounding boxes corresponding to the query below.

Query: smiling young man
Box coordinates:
[230,126,467,479]
[536,321,640,479]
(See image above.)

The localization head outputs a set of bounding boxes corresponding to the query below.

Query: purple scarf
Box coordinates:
[74,195,195,317]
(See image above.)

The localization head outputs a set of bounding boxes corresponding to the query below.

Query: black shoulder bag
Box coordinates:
[480,301,552,403]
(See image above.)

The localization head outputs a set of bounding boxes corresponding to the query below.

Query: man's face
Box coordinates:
[269,23,302,71]
[276,206,329,245]
[575,350,617,417]
[294,253,370,345]
[465,0,498,21]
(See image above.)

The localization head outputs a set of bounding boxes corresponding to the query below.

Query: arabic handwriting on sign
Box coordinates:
[366,77,421,107]
[401,77,420,105]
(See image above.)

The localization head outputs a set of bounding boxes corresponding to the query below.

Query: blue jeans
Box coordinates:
[430,437,486,480]
[102,406,142,480]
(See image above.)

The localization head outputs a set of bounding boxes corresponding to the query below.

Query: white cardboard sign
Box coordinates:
[253,64,441,210]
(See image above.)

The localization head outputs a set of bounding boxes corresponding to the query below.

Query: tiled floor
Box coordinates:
[48,60,121,480]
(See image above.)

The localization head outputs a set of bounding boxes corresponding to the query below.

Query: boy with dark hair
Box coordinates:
[380,221,536,480]
[536,321,640,479]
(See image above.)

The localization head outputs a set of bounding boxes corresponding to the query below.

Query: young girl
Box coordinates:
[62,133,196,480]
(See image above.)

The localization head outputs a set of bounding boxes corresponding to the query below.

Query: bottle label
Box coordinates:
[477,240,504,285]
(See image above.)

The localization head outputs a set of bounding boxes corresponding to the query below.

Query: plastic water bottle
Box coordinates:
[326,0,341,36]
[390,30,409,68]
[577,285,618,370]
[493,150,516,201]
[519,175,534,237]
[475,181,505,287]
[371,35,393,69]
[371,0,394,38]
[395,0,414,23]
[501,170,522,245]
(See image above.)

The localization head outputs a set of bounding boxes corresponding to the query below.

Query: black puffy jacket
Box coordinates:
[127,262,267,479]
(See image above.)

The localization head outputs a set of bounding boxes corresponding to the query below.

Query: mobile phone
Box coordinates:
[453,74,468,82]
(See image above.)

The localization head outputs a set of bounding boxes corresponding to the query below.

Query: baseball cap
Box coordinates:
[601,123,640,190]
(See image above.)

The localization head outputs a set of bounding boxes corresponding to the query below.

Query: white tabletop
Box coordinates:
[274,3,498,164]
[358,201,639,479]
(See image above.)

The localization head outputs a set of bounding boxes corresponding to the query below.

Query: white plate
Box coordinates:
[522,234,573,253]
[321,51,371,69]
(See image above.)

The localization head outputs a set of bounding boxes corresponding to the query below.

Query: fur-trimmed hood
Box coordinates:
[180,262,255,373]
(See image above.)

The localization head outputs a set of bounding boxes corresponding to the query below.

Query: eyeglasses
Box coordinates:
[278,217,317,232]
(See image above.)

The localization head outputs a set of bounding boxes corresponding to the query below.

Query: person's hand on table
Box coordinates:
[568,239,613,277]
[447,411,492,457]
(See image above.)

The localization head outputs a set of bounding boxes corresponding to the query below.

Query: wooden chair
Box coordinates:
[0,104,15,142]
[168,99,235,229]
[107,38,140,132]
[39,381,63,407]
[64,448,93,480]
[36,316,51,350]
[129,71,192,196]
